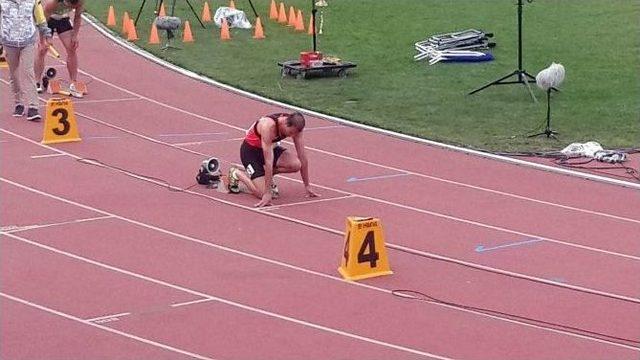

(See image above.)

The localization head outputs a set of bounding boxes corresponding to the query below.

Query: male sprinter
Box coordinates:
[35,0,84,97]
[228,112,319,207]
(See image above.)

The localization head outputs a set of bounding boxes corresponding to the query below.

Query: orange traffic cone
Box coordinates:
[295,9,304,31]
[253,17,265,39]
[277,2,287,24]
[202,1,212,22]
[183,20,194,42]
[287,6,296,26]
[122,11,130,34]
[148,21,160,44]
[229,0,236,9]
[127,18,139,41]
[107,5,116,27]
[307,14,314,35]
[269,0,278,21]
[220,18,231,40]
[159,3,166,16]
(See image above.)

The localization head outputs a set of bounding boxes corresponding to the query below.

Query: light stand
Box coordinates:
[469,0,537,100]
[160,27,181,51]
[311,0,318,52]
[528,89,558,138]
[528,62,564,139]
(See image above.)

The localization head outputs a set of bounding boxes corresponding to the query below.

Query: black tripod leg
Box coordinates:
[523,70,537,81]
[184,0,206,28]
[468,70,519,95]
[521,73,538,102]
[134,0,148,26]
[247,0,259,18]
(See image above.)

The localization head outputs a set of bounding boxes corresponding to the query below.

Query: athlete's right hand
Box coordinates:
[255,193,272,208]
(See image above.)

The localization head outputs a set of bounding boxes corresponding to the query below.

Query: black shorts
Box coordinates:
[48,18,73,35]
[240,141,286,180]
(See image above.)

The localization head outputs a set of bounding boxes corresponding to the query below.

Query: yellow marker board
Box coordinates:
[42,98,81,144]
[338,217,392,281]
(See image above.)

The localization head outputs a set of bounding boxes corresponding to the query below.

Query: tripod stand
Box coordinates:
[528,88,558,138]
[469,0,537,100]
[134,0,205,29]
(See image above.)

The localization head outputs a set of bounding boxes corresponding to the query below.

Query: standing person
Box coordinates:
[228,112,320,207]
[34,0,84,97]
[0,0,52,120]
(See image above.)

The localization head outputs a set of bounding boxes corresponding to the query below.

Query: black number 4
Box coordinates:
[357,231,379,268]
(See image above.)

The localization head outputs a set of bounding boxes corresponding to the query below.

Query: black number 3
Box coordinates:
[52,108,70,136]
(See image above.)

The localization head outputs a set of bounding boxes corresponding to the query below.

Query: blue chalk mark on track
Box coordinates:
[475,238,543,253]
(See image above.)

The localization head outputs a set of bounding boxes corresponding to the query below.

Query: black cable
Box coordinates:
[77,158,199,192]
[489,147,640,182]
[553,156,640,182]
[392,289,640,348]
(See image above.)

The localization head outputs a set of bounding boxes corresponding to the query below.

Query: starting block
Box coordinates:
[47,79,87,98]
[42,97,81,144]
[338,217,392,281]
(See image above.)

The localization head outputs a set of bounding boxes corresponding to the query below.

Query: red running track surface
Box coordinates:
[1,19,639,360]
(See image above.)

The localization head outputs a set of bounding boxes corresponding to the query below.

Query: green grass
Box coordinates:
[85,0,639,152]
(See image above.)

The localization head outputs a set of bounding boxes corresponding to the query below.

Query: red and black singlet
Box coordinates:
[244,113,287,148]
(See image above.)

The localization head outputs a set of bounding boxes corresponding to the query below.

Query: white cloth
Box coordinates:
[213,7,251,29]
[561,141,603,158]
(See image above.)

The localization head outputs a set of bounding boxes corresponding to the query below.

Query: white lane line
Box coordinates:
[84,136,122,140]
[171,137,245,147]
[305,125,345,131]
[260,195,354,211]
[1,176,639,349]
[0,292,215,360]
[347,173,410,183]
[157,132,228,137]
[171,298,216,308]
[74,97,142,105]
[85,312,132,322]
[3,232,453,360]
[31,153,68,159]
[1,215,113,234]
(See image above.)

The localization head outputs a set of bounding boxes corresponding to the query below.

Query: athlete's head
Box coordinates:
[281,112,305,137]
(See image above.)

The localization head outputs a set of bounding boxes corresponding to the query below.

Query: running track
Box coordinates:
[1,18,639,360]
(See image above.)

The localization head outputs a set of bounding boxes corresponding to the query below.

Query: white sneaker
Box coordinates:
[227,167,241,194]
[270,181,279,199]
[69,82,84,98]
[36,83,44,94]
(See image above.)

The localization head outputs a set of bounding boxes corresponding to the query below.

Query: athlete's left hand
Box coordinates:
[305,186,320,198]
[255,192,273,208]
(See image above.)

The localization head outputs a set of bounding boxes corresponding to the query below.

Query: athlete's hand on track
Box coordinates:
[305,186,320,198]
[255,192,272,208]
